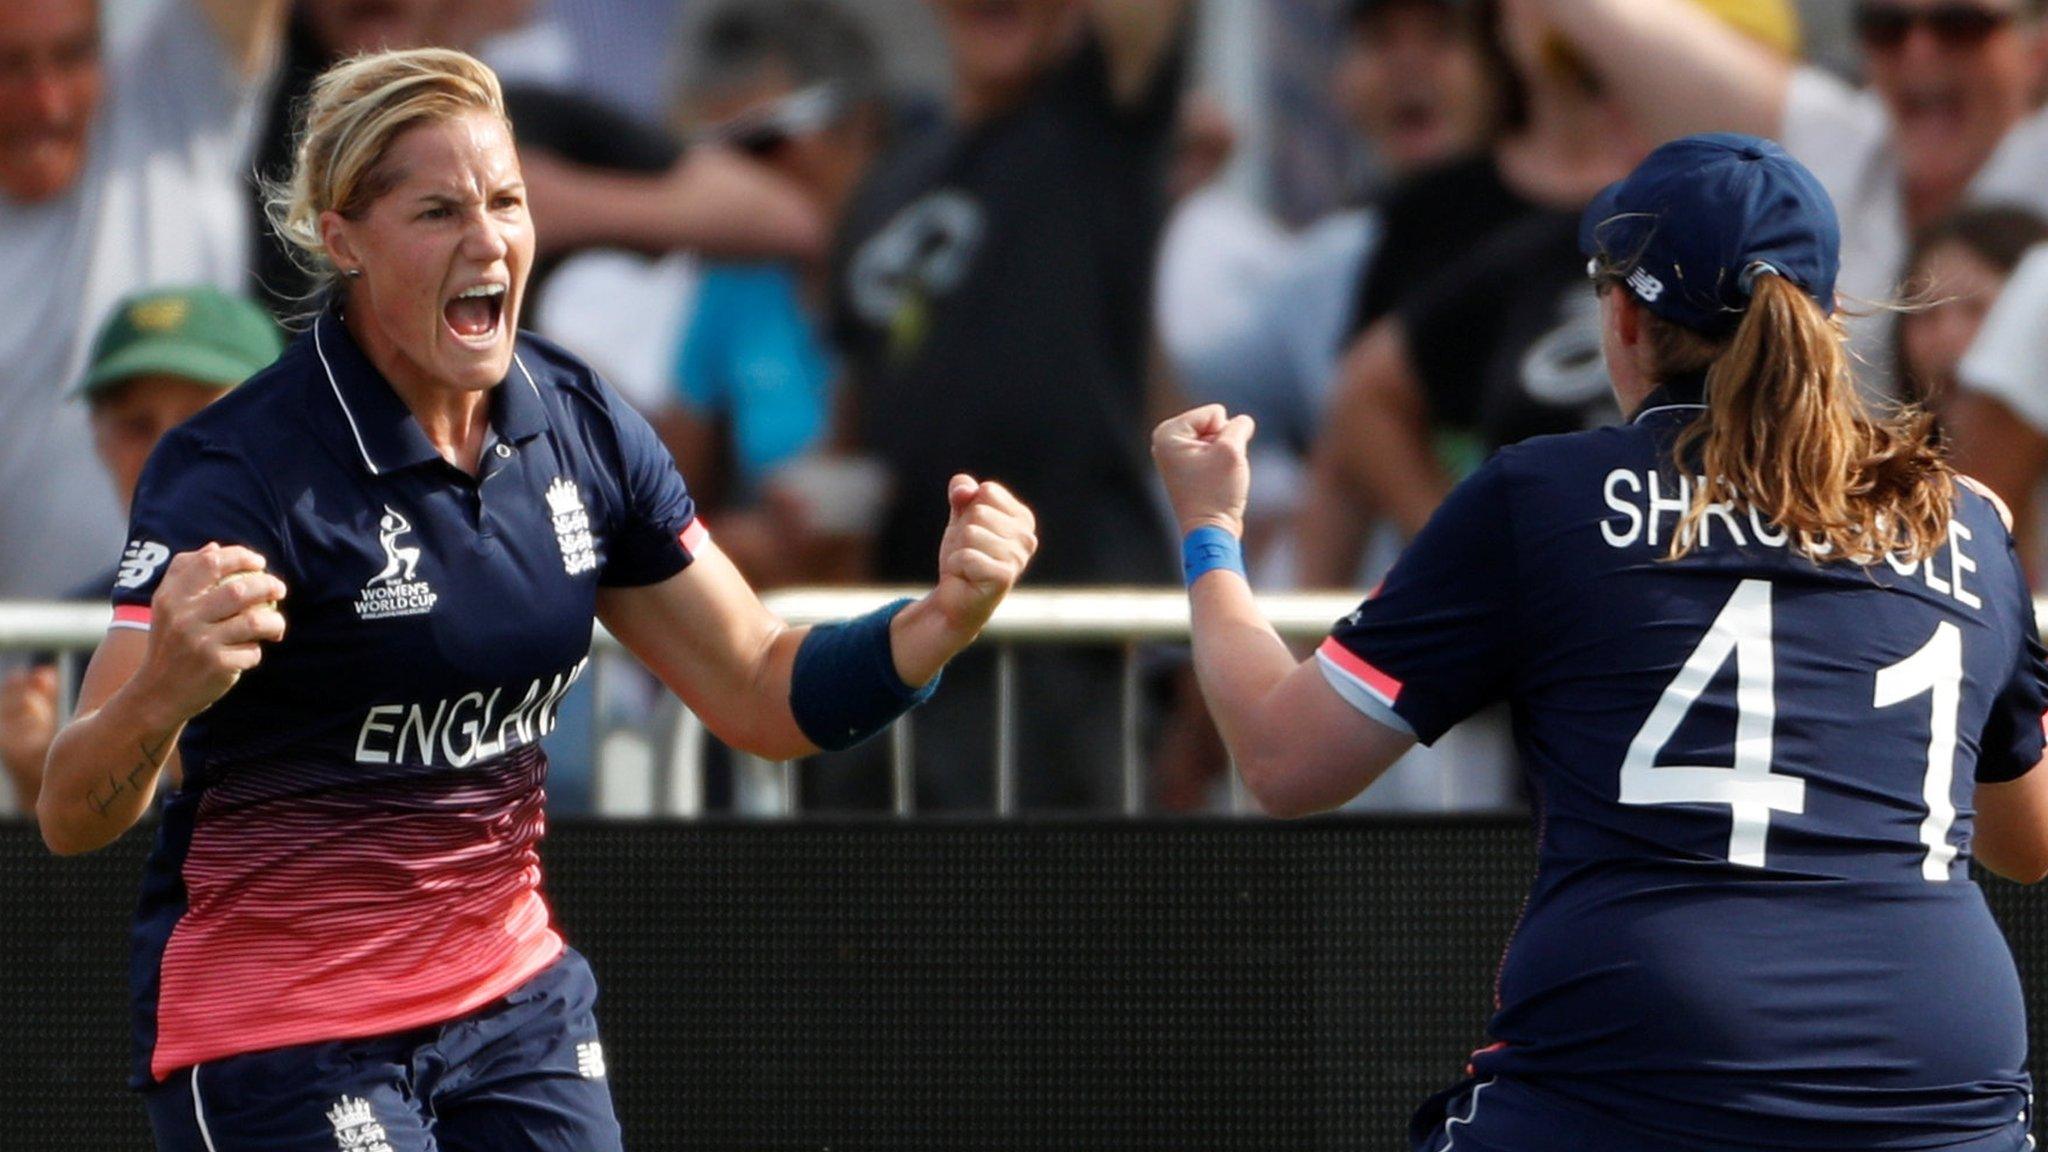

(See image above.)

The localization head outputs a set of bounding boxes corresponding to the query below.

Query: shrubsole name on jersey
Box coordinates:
[1602,468,1984,608]
[354,659,588,768]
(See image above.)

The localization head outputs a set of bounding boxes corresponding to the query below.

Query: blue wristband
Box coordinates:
[1182,525,1246,587]
[790,598,941,751]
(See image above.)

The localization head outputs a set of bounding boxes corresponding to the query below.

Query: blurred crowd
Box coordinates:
[8,0,2048,816]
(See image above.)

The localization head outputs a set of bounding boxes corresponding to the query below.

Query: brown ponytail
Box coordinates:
[1661,275,1953,564]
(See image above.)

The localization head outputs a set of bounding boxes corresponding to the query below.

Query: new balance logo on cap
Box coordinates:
[1580,133,1839,338]
[1627,267,1666,303]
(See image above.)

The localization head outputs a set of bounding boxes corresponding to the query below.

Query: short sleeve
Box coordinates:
[1959,244,2048,436]
[1317,457,1518,745]
[597,388,705,588]
[1977,542,2048,783]
[111,429,288,627]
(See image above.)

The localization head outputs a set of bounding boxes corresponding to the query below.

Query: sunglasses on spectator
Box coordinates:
[698,84,844,157]
[1853,3,2015,51]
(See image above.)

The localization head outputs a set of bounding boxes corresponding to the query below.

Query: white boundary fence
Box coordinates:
[0,589,1364,818]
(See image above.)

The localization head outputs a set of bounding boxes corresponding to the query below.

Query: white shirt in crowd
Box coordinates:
[1781,66,2048,394]
[536,249,702,413]
[1151,188,1378,567]
[1958,242,2048,435]
[0,0,267,596]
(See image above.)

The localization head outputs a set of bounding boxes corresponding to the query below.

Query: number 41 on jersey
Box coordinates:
[1620,579,1961,879]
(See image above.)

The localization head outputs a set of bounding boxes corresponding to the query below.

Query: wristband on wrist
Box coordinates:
[789,598,941,751]
[1182,524,1246,587]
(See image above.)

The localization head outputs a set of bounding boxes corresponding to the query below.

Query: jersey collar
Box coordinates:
[311,309,548,476]
[1631,371,1709,424]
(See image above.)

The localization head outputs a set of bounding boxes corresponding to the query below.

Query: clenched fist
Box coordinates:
[1151,405,1255,537]
[930,475,1037,639]
[139,543,288,725]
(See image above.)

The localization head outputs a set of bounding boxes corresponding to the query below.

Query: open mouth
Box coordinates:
[443,282,506,345]
[953,0,1029,31]
[1388,99,1444,137]
[1895,84,1967,131]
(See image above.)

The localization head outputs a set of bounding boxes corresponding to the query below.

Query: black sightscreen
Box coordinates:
[4,818,2044,1150]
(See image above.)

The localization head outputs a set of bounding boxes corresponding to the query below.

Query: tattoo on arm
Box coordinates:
[84,733,175,817]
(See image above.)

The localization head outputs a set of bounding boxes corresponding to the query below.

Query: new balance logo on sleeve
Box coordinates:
[116,540,169,589]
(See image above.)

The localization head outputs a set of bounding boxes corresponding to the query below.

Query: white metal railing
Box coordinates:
[0,590,1363,818]
[15,589,2048,818]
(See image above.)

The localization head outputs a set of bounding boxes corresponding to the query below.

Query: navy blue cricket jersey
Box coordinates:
[1319,384,2048,1148]
[108,311,707,1083]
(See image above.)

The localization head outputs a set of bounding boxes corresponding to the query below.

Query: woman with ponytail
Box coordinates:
[1154,134,2048,1151]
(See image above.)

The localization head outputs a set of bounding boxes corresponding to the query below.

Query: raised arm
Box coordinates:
[192,0,288,83]
[1525,0,1789,142]
[1152,408,1415,816]
[1088,0,1192,107]
[597,476,1034,759]
[39,545,285,855]
[520,146,827,263]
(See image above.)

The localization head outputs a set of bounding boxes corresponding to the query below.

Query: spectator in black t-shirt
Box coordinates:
[1345,0,1801,338]
[1342,0,1528,338]
[1294,0,1800,586]
[1145,0,1504,810]
[1399,210,1617,457]
[248,0,825,315]
[824,0,1189,810]
[1156,0,1501,585]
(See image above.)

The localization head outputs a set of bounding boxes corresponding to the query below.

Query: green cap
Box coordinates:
[72,286,284,400]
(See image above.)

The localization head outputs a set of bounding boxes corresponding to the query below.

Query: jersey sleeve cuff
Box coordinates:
[679,517,711,559]
[109,604,153,632]
[596,517,712,588]
[1315,641,1416,738]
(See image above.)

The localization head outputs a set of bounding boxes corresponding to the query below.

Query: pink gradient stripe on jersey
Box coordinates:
[148,745,562,1079]
[680,518,711,555]
[111,605,152,631]
[1316,637,1403,707]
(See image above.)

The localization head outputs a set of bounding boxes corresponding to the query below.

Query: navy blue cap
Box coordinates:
[1579,133,1839,338]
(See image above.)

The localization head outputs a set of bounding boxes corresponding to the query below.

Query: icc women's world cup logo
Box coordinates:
[372,507,421,585]
[355,504,437,620]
